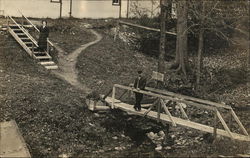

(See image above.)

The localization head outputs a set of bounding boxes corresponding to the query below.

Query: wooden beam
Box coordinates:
[231,109,249,136]
[119,21,177,36]
[160,99,176,126]
[216,109,234,139]
[118,90,128,100]
[177,102,189,120]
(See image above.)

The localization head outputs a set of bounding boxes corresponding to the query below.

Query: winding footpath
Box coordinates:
[52,29,102,93]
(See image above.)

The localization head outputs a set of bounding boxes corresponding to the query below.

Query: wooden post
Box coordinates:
[7,16,9,31]
[32,42,34,55]
[69,0,73,17]
[157,99,161,122]
[60,0,62,18]
[111,86,116,109]
[213,111,217,140]
[119,0,122,19]
[126,0,129,18]
[21,15,24,28]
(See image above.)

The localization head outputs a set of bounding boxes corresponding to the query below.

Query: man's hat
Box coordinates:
[137,70,143,74]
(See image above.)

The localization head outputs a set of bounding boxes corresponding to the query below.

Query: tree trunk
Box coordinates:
[158,0,168,74]
[196,29,204,85]
[196,1,205,86]
[172,0,188,76]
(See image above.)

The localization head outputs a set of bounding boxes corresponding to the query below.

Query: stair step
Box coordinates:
[16,33,26,35]
[35,55,52,60]
[39,61,56,66]
[22,38,32,42]
[45,65,59,70]
[9,25,20,29]
[12,29,23,33]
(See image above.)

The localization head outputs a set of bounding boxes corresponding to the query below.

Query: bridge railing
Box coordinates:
[110,84,249,140]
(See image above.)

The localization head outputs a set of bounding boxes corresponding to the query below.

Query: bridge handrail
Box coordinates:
[128,83,231,110]
[113,84,217,111]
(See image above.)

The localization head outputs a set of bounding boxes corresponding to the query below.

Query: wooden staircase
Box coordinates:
[6,15,58,70]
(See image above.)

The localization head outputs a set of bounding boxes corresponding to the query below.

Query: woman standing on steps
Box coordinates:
[38,20,49,52]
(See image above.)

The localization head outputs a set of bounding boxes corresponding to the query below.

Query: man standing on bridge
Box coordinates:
[133,70,147,111]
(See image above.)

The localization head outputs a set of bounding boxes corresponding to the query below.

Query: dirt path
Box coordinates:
[52,29,102,93]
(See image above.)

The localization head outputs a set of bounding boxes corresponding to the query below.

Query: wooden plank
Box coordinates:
[45,65,58,70]
[119,21,177,36]
[35,56,52,60]
[39,61,56,65]
[231,109,249,136]
[216,110,234,139]
[115,84,217,111]
[160,99,176,126]
[105,97,250,141]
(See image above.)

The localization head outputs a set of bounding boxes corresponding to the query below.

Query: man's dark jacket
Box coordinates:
[134,76,147,90]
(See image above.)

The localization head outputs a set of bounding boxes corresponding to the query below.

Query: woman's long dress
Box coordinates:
[38,26,49,52]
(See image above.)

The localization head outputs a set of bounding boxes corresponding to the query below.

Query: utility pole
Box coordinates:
[158,0,168,74]
[69,0,72,17]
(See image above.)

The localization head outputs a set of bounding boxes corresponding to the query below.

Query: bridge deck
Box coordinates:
[105,97,250,142]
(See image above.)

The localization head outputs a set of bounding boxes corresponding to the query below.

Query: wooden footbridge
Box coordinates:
[101,84,250,142]
[6,12,58,70]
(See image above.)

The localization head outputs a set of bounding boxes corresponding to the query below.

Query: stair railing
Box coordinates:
[8,16,38,48]
[18,11,54,53]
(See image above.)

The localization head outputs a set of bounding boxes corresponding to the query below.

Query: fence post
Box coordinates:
[111,86,116,109]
